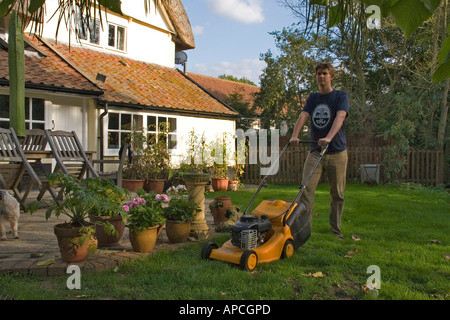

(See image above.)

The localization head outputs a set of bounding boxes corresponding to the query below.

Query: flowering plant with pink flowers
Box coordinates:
[155,194,169,202]
[125,190,166,233]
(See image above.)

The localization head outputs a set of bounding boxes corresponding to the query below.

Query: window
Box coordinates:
[106,111,177,151]
[25,97,45,129]
[76,10,127,51]
[147,115,177,150]
[0,95,45,129]
[0,18,6,41]
[0,95,9,128]
[107,112,143,149]
[78,16,100,45]
[108,23,126,51]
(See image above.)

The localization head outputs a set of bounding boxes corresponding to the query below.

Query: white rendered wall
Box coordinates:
[32,0,176,67]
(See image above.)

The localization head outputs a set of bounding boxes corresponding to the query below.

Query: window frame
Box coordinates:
[76,11,127,52]
[105,110,177,156]
[107,22,127,52]
[0,95,46,130]
[77,15,101,46]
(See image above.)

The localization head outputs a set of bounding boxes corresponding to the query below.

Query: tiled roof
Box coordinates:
[187,72,260,107]
[47,41,239,118]
[0,36,102,95]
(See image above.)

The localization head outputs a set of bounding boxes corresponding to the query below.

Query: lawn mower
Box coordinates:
[201,141,328,271]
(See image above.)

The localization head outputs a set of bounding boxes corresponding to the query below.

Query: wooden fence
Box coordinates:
[241,146,445,186]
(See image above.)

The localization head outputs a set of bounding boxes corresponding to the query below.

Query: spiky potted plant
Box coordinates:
[44,173,100,262]
[86,177,130,247]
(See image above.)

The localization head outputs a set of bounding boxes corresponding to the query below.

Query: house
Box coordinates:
[0,0,239,167]
[187,73,260,107]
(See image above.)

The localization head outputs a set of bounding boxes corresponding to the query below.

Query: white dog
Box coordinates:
[0,190,20,240]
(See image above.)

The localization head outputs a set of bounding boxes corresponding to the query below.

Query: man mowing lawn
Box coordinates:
[290,61,350,239]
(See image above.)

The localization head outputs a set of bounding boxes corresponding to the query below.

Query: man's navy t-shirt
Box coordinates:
[303,90,349,154]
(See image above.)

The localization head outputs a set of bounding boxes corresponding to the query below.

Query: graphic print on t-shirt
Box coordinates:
[312,104,331,129]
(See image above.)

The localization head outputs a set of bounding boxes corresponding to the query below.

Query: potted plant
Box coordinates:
[142,129,172,194]
[86,177,130,247]
[181,129,211,175]
[122,129,147,191]
[209,196,232,226]
[172,164,192,187]
[211,133,231,191]
[163,188,200,243]
[229,139,247,191]
[124,190,166,253]
[43,173,99,262]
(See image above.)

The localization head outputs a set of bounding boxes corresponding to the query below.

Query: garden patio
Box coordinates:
[0,188,223,277]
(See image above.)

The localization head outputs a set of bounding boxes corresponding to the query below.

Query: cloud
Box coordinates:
[192,25,204,36]
[192,59,266,85]
[206,0,265,24]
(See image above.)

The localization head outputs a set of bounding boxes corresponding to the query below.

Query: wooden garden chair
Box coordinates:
[92,143,129,188]
[0,127,44,210]
[21,129,60,202]
[43,130,99,201]
[44,129,98,179]
[22,129,48,151]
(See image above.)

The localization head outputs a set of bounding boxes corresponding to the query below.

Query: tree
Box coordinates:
[0,0,124,136]
[279,0,449,83]
[0,0,123,37]
[256,1,449,181]
[218,74,256,86]
[254,29,323,135]
[223,91,257,132]
[8,10,25,138]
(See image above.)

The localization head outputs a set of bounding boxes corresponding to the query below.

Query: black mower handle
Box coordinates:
[242,141,322,216]
[282,144,329,227]
[291,140,318,144]
[242,141,292,215]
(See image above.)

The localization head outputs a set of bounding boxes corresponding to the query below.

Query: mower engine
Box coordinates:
[231,215,272,250]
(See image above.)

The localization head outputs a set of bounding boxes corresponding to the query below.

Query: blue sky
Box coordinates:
[182,0,299,85]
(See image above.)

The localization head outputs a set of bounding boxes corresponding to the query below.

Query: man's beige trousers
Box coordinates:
[300,149,348,237]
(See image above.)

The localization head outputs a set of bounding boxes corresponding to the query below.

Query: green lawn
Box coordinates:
[0,183,449,300]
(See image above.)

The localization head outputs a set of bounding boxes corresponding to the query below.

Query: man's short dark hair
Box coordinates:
[314,61,336,77]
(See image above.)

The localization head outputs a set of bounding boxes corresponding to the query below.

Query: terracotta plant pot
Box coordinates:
[54,223,97,263]
[165,220,191,243]
[211,196,232,226]
[228,180,239,191]
[122,179,145,192]
[129,225,161,253]
[144,178,165,194]
[89,215,126,247]
[211,177,229,192]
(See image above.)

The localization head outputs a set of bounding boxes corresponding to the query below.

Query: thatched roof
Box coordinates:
[162,0,195,51]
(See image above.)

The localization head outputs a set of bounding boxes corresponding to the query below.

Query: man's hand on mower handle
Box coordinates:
[318,137,331,147]
[289,137,300,145]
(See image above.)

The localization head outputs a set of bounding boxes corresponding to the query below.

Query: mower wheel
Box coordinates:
[201,242,218,260]
[281,239,295,259]
[240,250,258,271]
